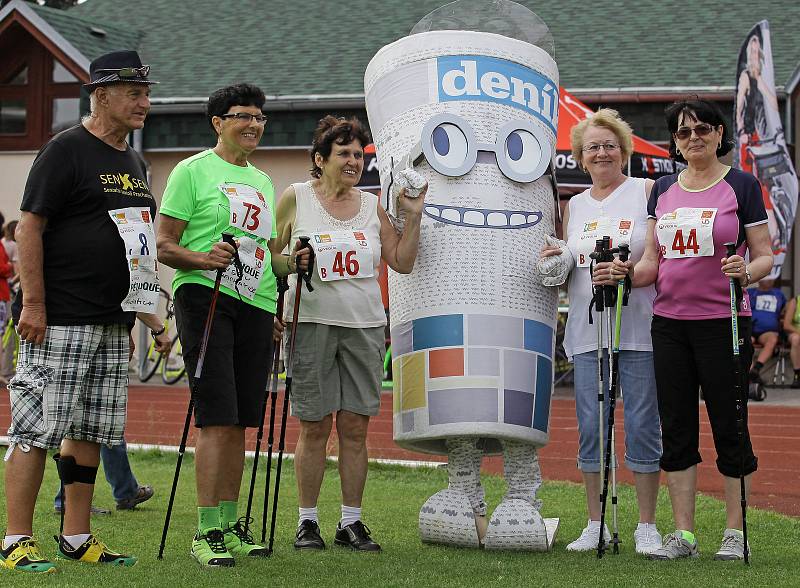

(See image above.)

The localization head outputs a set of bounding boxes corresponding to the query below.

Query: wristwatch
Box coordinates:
[151,325,166,340]
[744,267,752,287]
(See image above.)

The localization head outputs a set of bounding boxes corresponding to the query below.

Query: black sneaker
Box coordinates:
[792,374,800,389]
[294,519,325,550]
[334,520,381,552]
[748,370,762,384]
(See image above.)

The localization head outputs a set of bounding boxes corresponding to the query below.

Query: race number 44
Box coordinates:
[668,228,699,255]
[656,207,717,259]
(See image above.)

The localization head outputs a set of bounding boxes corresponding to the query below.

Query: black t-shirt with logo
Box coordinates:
[15,124,157,325]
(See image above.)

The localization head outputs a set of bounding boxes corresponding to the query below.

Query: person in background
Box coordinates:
[747,278,785,383]
[781,293,800,388]
[0,219,18,385]
[0,214,13,387]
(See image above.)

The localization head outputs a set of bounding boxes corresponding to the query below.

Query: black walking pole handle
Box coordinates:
[724,242,743,311]
[617,244,631,306]
[298,235,315,292]
[277,275,290,296]
[590,239,606,312]
[221,232,243,274]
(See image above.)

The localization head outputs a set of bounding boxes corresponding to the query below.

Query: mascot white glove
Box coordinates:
[536,235,574,287]
[388,168,428,231]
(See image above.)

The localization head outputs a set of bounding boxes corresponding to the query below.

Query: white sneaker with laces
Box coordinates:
[634,523,662,555]
[714,529,749,561]
[566,520,611,552]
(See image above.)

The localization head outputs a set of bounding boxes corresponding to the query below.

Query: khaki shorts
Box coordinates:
[287,323,384,422]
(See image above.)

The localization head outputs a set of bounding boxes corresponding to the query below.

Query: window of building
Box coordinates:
[0,27,84,150]
[52,60,78,83]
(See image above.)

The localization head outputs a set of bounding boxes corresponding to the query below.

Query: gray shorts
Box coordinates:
[287,323,384,422]
[6,324,129,451]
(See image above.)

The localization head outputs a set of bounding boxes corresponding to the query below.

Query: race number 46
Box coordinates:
[312,230,374,282]
[320,250,360,279]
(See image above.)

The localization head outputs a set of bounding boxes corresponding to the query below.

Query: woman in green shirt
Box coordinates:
[157,83,308,568]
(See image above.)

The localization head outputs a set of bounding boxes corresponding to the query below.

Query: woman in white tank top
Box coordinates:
[274,116,426,551]
[537,110,663,554]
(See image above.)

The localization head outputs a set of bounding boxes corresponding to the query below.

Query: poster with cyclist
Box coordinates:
[734,20,798,279]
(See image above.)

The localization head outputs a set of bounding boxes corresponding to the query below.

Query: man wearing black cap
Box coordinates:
[0,50,168,574]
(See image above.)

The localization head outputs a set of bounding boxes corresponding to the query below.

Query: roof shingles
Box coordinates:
[28,0,800,98]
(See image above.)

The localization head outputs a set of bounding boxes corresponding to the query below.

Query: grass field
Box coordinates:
[1,449,798,587]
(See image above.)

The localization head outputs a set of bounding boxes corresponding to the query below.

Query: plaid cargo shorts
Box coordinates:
[5,323,129,452]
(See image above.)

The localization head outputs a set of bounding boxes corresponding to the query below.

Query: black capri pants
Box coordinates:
[175,283,274,428]
[651,315,758,478]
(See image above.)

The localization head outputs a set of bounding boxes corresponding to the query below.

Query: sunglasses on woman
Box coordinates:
[674,123,717,141]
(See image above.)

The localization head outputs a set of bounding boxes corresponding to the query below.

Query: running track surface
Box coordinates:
[1,385,798,518]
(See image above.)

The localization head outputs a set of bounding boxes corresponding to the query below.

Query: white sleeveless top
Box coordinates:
[285,181,386,328]
[563,176,656,359]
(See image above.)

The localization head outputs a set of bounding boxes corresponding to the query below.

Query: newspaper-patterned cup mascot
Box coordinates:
[364,0,560,550]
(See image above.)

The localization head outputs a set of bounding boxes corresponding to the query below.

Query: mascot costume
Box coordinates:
[364,0,560,550]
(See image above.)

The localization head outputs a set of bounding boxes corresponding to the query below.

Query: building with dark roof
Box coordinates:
[1,0,799,277]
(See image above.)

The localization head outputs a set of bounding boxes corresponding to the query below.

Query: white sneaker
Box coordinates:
[566,521,611,552]
[634,523,662,555]
[714,529,750,561]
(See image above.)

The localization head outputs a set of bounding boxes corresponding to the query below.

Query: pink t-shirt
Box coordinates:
[647,167,767,320]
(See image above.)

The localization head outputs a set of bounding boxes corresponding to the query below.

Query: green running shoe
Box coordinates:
[0,537,56,573]
[224,517,270,558]
[56,534,137,566]
[191,529,234,568]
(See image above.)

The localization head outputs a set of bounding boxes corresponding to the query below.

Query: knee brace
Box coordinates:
[53,453,98,485]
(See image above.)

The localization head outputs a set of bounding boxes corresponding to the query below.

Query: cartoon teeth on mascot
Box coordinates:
[364,0,560,551]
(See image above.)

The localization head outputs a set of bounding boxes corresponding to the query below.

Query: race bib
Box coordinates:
[108,207,160,313]
[755,294,779,313]
[656,208,717,259]
[203,236,266,300]
[573,217,634,267]
[219,182,272,240]
[312,230,375,282]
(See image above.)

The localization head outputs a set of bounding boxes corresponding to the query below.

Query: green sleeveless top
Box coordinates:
[794,296,800,326]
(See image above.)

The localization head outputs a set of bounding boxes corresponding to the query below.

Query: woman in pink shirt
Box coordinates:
[604,99,772,561]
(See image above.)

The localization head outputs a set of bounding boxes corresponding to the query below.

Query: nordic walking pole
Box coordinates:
[597,243,629,558]
[267,236,315,553]
[245,276,290,538]
[589,238,608,555]
[158,232,236,560]
[259,276,290,544]
[725,241,750,565]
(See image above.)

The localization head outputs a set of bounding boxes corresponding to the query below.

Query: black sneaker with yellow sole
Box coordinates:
[56,534,136,566]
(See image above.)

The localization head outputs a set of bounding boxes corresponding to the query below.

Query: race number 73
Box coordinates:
[320,250,360,279]
[232,202,260,232]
